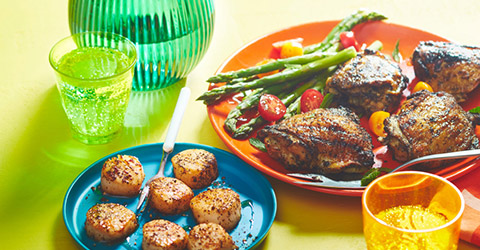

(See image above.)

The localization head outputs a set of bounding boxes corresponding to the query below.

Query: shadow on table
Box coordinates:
[41,78,186,166]
[267,176,364,233]
[0,78,186,249]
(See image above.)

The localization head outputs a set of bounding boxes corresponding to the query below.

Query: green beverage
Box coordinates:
[57,47,130,79]
[50,32,137,144]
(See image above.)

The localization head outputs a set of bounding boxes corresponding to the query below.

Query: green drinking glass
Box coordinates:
[49,32,137,144]
[69,0,215,91]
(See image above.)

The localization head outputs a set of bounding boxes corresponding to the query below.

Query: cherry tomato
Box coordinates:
[255,59,280,78]
[269,46,282,59]
[300,89,324,113]
[269,38,303,59]
[412,81,434,93]
[339,31,360,51]
[258,94,286,122]
[369,111,391,137]
[476,125,480,139]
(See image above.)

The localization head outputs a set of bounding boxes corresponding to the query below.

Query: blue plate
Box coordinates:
[63,143,277,250]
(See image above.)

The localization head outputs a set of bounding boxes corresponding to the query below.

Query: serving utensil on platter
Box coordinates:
[136,87,191,211]
[288,149,480,189]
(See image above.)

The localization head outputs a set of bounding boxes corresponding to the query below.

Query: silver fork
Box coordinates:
[288,149,480,189]
[136,87,191,211]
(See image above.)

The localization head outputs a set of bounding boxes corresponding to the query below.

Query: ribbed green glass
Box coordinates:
[69,0,215,91]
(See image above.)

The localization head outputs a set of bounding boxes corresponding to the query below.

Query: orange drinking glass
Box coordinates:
[362,171,465,250]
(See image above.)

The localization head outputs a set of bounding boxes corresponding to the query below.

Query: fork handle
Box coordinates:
[164,87,191,153]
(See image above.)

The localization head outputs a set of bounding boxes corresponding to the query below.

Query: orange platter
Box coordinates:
[207,20,480,196]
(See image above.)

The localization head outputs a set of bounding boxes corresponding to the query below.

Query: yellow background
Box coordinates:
[1,0,479,249]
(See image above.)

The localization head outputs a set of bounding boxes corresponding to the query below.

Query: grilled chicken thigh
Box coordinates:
[257,107,374,176]
[412,41,480,102]
[379,90,480,164]
[326,49,409,115]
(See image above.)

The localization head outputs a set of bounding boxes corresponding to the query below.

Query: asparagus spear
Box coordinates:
[227,75,258,85]
[207,9,385,84]
[233,116,266,139]
[197,47,356,105]
[207,51,335,83]
[224,88,265,135]
[303,9,387,54]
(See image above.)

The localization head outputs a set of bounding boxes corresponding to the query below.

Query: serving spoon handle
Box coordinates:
[291,149,480,189]
[390,149,480,173]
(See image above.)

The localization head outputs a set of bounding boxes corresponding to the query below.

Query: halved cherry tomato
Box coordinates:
[300,89,324,113]
[369,111,391,137]
[412,81,434,93]
[258,94,286,122]
[255,59,280,78]
[339,31,360,51]
[269,38,304,59]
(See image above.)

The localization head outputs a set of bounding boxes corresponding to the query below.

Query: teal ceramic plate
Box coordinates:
[63,143,277,250]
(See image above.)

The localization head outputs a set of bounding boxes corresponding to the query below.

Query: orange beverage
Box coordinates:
[362,171,464,250]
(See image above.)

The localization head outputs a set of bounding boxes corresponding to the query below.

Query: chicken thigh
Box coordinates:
[379,90,480,164]
[326,49,408,115]
[412,41,480,102]
[257,107,374,176]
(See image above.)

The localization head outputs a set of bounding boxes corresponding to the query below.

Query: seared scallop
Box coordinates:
[85,203,138,242]
[142,219,188,250]
[190,188,241,231]
[101,155,145,197]
[188,223,238,250]
[149,177,194,215]
[172,149,219,189]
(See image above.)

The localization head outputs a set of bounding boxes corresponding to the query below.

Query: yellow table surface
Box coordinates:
[1,0,480,249]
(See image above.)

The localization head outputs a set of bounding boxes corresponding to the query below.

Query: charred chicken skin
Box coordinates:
[325,49,408,115]
[379,90,480,164]
[257,107,374,175]
[412,41,480,102]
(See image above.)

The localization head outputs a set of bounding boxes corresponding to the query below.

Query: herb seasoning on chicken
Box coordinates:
[412,41,480,102]
[257,107,374,177]
[379,90,480,164]
[325,49,408,115]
